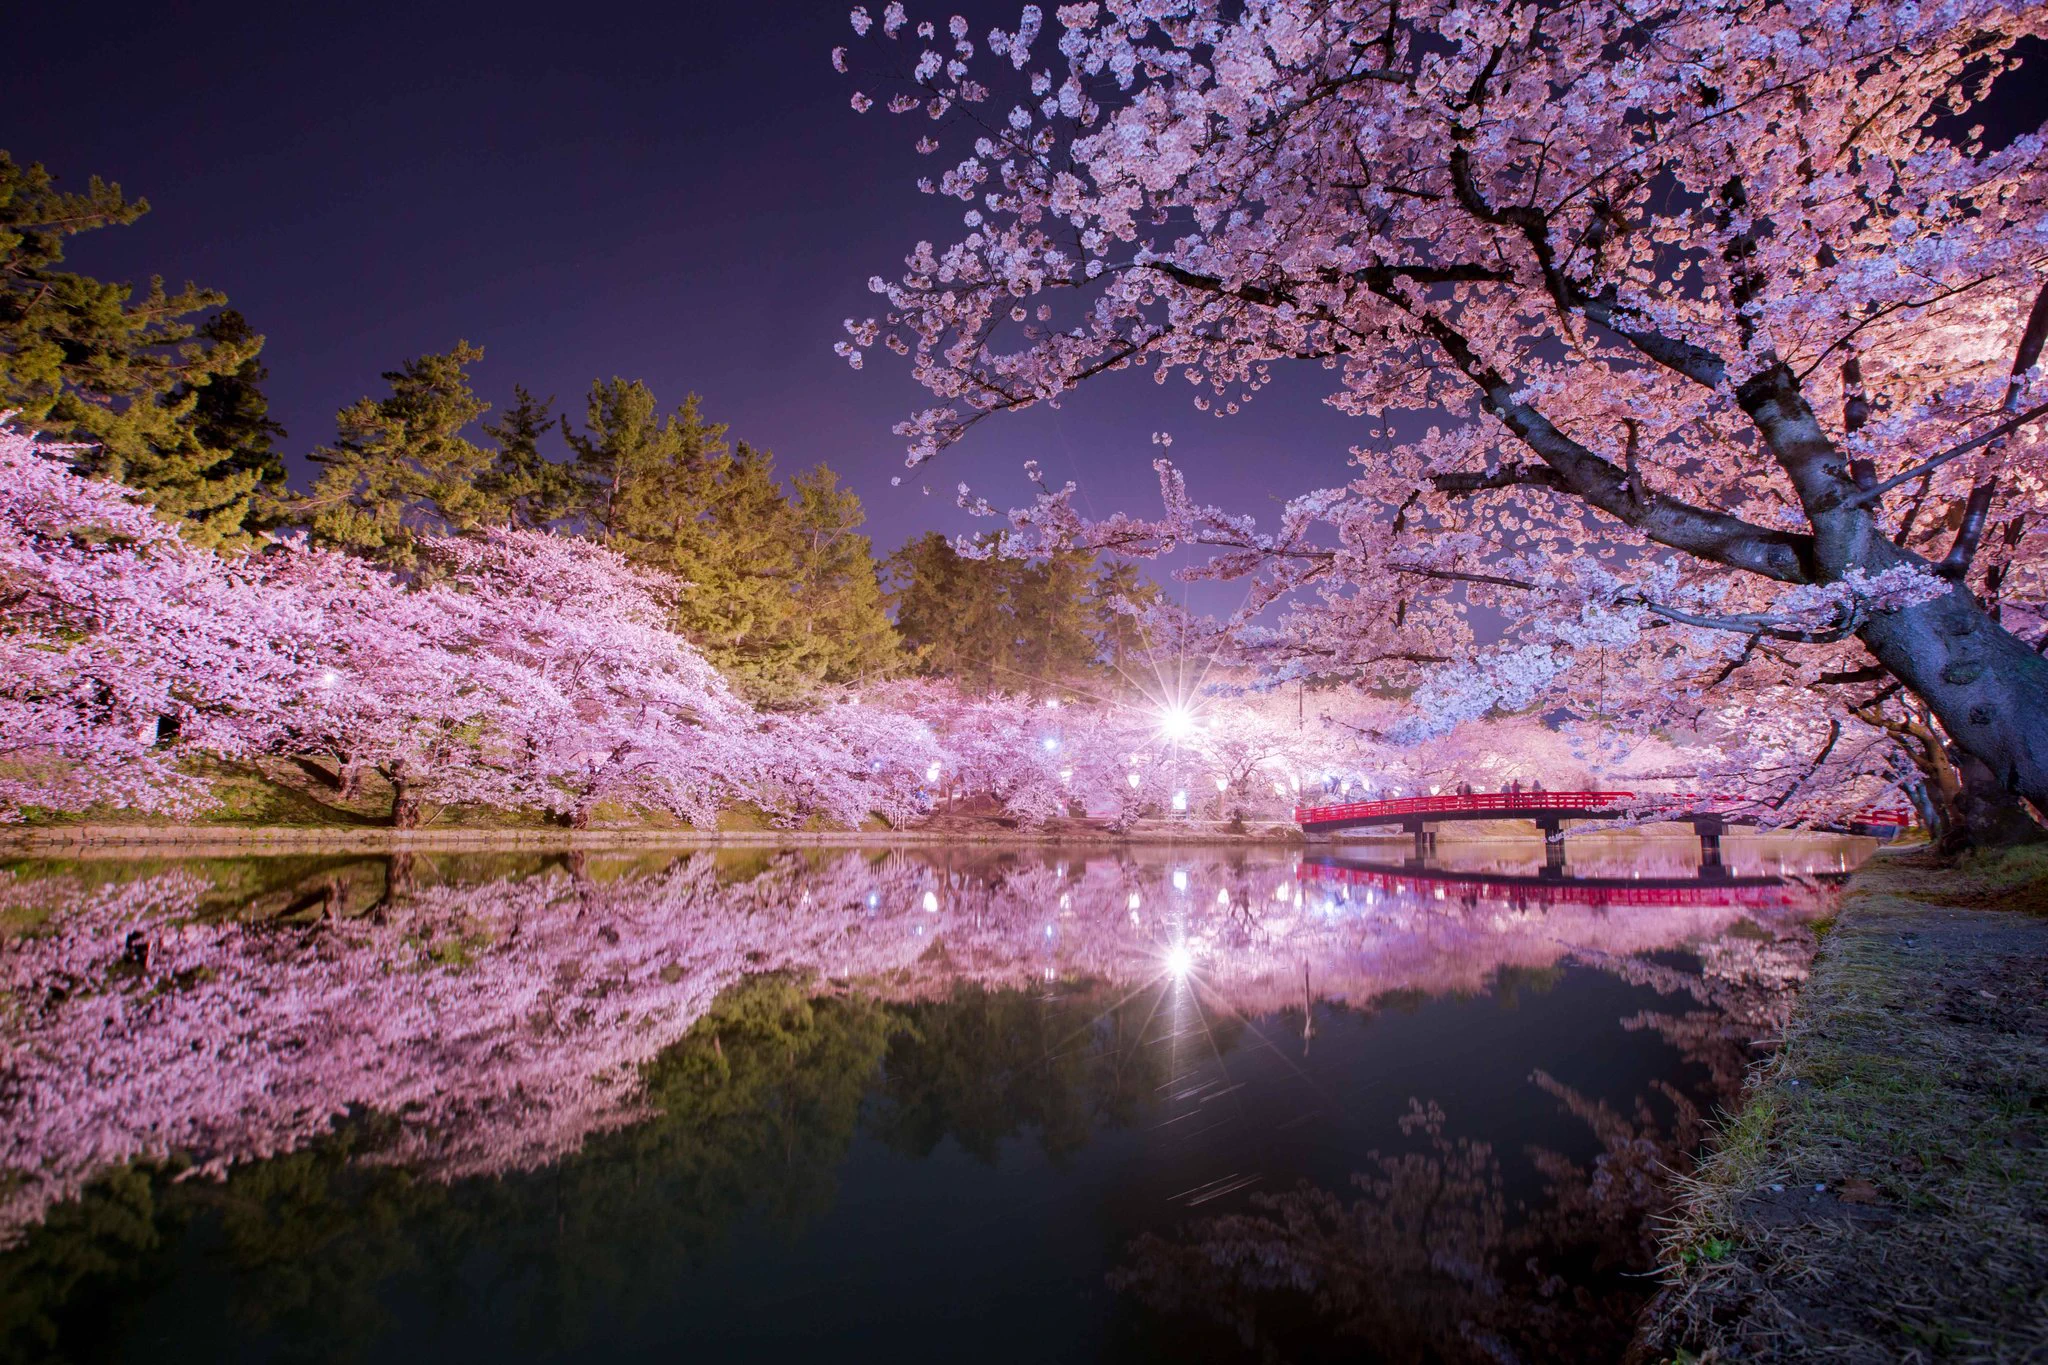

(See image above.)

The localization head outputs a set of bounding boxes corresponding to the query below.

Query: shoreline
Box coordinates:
[1633,844,2048,1361]
[0,820,1853,859]
[0,820,1316,855]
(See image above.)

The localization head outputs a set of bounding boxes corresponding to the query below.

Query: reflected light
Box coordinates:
[922,891,939,912]
[1165,944,1194,977]
[925,763,942,782]
[1171,791,1188,811]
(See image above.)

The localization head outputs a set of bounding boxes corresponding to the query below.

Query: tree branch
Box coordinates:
[1837,402,2048,511]
[1640,599,1864,644]
[1373,288,1815,582]
[1431,462,1568,494]
[1390,564,1537,591]
[1815,663,1889,685]
[1936,479,1998,580]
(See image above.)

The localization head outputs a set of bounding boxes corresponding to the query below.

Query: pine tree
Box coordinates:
[565,378,697,542]
[183,309,287,502]
[569,381,897,705]
[479,384,577,529]
[1012,552,1104,690]
[0,152,267,545]
[886,533,1021,694]
[1086,560,1162,682]
[787,463,900,689]
[886,534,1157,696]
[301,342,505,569]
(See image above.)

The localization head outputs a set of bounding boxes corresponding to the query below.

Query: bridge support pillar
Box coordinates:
[1403,817,1435,862]
[1532,815,1566,876]
[1691,815,1727,877]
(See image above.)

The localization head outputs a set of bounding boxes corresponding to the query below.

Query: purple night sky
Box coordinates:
[17,0,1366,613]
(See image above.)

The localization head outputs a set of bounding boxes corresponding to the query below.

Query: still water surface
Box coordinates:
[0,837,1860,1363]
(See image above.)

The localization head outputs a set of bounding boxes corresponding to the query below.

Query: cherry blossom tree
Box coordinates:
[839,0,2048,834]
[411,530,766,827]
[0,424,318,817]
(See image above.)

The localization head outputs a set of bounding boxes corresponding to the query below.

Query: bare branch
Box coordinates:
[1815,663,1889,685]
[1431,462,1568,495]
[1936,479,1998,580]
[1640,599,1865,644]
[1390,564,1537,591]
[1837,401,2048,510]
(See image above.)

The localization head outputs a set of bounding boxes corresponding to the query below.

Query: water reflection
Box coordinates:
[0,841,1857,1362]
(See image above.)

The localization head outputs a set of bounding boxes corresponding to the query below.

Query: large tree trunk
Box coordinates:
[1953,752,2048,850]
[1741,367,2048,829]
[386,759,420,830]
[1853,579,2048,815]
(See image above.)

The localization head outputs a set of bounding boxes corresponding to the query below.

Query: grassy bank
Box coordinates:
[1637,845,2048,1362]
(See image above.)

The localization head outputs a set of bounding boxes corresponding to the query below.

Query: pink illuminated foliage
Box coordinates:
[0,426,945,829]
[839,0,2048,821]
[0,846,1830,1243]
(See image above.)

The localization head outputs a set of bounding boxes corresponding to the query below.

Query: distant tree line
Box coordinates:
[0,151,1156,706]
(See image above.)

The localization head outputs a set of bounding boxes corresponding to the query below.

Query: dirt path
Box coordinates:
[1637,848,2048,1362]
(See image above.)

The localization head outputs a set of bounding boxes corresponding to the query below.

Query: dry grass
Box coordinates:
[1635,847,2048,1363]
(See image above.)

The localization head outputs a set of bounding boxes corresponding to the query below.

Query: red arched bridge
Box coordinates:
[1293,790,1910,866]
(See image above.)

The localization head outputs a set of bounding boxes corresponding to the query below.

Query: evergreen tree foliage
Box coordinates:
[886,533,1156,695]
[787,463,900,692]
[479,384,578,529]
[301,342,508,569]
[0,152,268,545]
[568,379,898,704]
[888,532,1019,692]
[181,309,286,491]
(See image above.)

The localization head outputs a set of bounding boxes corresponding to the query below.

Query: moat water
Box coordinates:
[0,836,1865,1363]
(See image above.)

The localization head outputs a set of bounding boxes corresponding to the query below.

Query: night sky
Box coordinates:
[17,6,2047,613]
[16,0,1360,612]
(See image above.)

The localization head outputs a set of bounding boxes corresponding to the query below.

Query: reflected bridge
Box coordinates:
[1297,853,1843,905]
[1293,790,1910,873]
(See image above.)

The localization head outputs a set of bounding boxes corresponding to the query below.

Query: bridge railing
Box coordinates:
[1293,792,1916,828]
[1294,791,1636,825]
